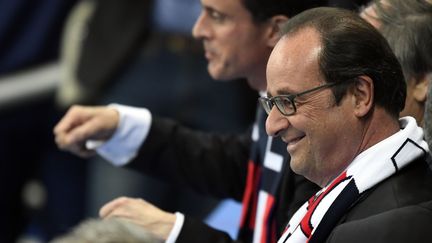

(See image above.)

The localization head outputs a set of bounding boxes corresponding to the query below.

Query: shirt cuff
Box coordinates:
[85,104,152,166]
[166,212,185,243]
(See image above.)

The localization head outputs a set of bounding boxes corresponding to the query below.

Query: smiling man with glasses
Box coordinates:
[264,7,432,242]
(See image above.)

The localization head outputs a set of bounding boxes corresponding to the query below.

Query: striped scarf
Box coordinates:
[277,117,429,243]
[238,106,289,243]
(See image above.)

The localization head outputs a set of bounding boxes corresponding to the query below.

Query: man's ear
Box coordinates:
[265,15,289,48]
[352,76,374,118]
[411,72,431,103]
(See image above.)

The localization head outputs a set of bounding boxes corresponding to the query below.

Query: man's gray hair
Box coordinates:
[373,0,432,82]
[50,218,162,243]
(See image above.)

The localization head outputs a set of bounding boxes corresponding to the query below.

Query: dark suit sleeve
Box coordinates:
[126,116,252,201]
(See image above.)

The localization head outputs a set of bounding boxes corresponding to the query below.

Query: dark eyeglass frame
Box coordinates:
[259,81,349,116]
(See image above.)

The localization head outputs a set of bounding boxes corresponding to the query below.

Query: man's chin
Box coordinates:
[289,159,301,174]
[289,156,307,176]
[208,67,237,82]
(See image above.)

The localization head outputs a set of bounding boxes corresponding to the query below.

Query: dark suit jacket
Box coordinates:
[127,115,319,243]
[326,155,432,242]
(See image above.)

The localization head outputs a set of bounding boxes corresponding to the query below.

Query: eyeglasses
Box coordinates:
[259,81,347,116]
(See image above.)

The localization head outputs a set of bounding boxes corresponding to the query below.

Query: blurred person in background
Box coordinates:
[57,0,257,236]
[360,0,432,126]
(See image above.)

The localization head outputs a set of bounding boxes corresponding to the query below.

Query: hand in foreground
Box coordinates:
[99,197,176,240]
[54,105,119,157]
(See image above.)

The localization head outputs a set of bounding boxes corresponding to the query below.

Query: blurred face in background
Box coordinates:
[192,0,274,90]
[360,1,429,125]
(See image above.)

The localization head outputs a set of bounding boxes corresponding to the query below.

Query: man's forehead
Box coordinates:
[267,28,322,95]
[200,0,246,13]
[270,28,321,67]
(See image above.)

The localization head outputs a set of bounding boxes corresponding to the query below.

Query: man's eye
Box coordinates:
[276,97,292,109]
[209,10,226,22]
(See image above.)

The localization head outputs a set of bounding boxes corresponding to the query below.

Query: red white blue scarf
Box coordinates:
[277,117,429,243]
[239,105,290,243]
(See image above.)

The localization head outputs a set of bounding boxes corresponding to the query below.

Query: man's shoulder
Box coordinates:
[327,200,432,242]
[326,155,432,242]
[348,155,432,217]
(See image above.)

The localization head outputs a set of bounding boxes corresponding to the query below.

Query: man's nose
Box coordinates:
[265,107,290,137]
[192,12,207,39]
